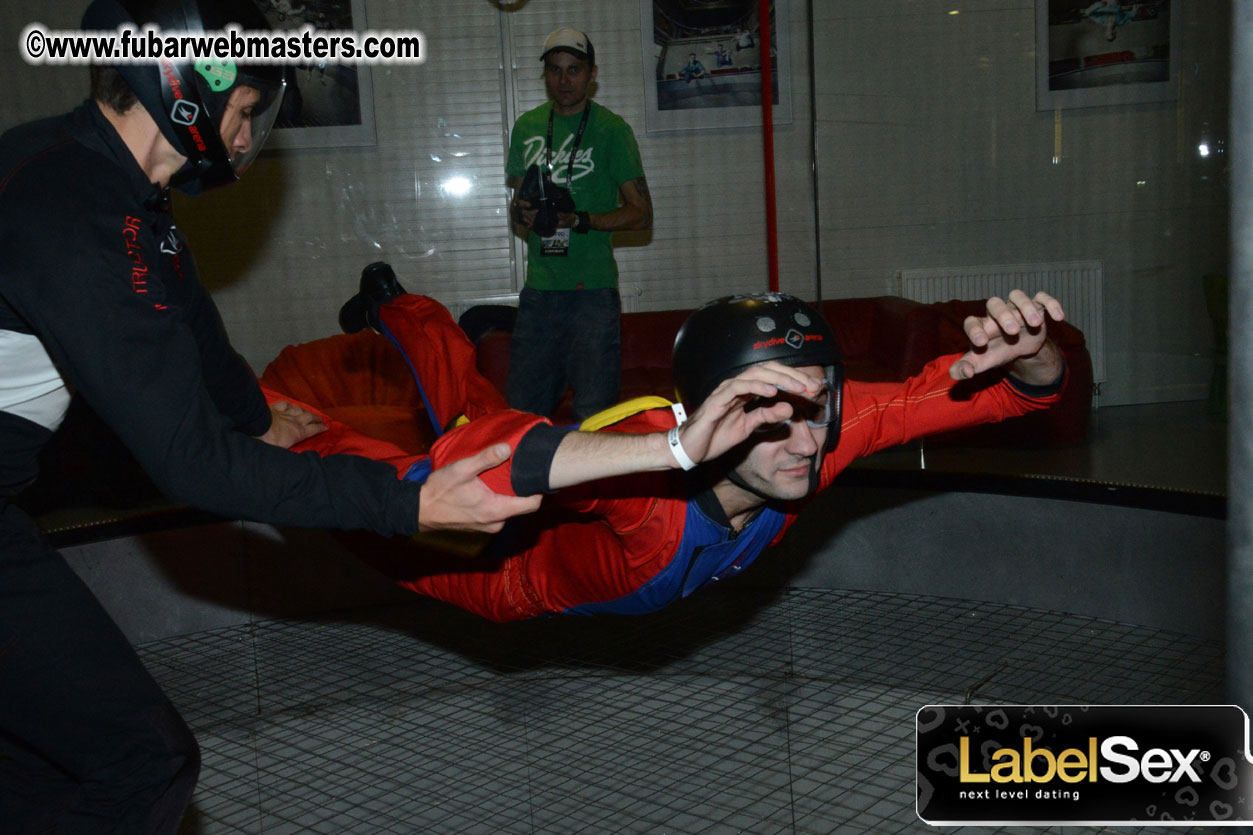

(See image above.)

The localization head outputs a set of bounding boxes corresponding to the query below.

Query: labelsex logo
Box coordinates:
[960,735,1206,785]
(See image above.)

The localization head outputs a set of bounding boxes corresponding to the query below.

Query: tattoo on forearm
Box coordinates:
[631,177,650,196]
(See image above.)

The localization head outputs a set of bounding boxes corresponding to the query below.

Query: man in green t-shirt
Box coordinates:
[506,27,653,422]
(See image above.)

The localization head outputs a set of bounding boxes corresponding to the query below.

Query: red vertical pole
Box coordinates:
[759,0,779,292]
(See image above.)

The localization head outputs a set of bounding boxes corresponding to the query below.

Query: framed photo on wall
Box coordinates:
[1036,0,1179,110]
[259,0,377,148]
[639,0,792,133]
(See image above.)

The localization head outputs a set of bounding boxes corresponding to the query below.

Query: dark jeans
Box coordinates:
[506,286,622,422]
[0,501,199,834]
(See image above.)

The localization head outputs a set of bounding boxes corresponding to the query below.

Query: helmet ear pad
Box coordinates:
[804,360,843,495]
[825,361,844,454]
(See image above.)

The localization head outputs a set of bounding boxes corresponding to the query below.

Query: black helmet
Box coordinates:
[673,293,845,494]
[672,293,844,412]
[83,0,287,193]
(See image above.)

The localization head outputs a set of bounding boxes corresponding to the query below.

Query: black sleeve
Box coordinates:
[2,173,422,537]
[170,239,271,436]
[511,422,574,496]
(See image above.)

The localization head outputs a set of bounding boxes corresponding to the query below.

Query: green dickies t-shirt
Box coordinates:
[506,101,645,291]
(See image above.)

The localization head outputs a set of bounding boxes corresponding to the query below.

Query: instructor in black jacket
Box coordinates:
[0,1,538,831]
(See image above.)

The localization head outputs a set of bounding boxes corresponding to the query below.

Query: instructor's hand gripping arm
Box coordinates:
[419,443,542,533]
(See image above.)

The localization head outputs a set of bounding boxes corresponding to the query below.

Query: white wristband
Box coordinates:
[667,426,697,471]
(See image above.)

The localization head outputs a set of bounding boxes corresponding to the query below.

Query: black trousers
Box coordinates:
[0,501,199,834]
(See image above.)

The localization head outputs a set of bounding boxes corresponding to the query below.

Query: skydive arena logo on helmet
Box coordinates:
[170,99,199,126]
[752,332,826,352]
[917,705,1253,825]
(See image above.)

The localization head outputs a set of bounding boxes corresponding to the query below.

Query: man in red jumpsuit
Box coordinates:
[269,270,1067,622]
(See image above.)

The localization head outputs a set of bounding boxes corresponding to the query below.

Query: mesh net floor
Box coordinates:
[146,588,1223,835]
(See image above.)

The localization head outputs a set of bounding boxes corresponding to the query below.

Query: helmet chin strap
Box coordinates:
[726,466,769,500]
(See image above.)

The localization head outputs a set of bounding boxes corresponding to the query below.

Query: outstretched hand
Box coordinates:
[256,400,328,449]
[675,361,826,463]
[949,290,1066,386]
[418,443,542,533]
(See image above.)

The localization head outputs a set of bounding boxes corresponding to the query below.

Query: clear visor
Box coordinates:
[212,75,286,177]
[746,366,838,435]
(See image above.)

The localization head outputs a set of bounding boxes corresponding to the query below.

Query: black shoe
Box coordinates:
[338,261,407,334]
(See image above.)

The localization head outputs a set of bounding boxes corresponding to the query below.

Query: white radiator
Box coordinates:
[899,260,1106,387]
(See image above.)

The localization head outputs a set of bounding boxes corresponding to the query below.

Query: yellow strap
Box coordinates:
[578,395,676,431]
